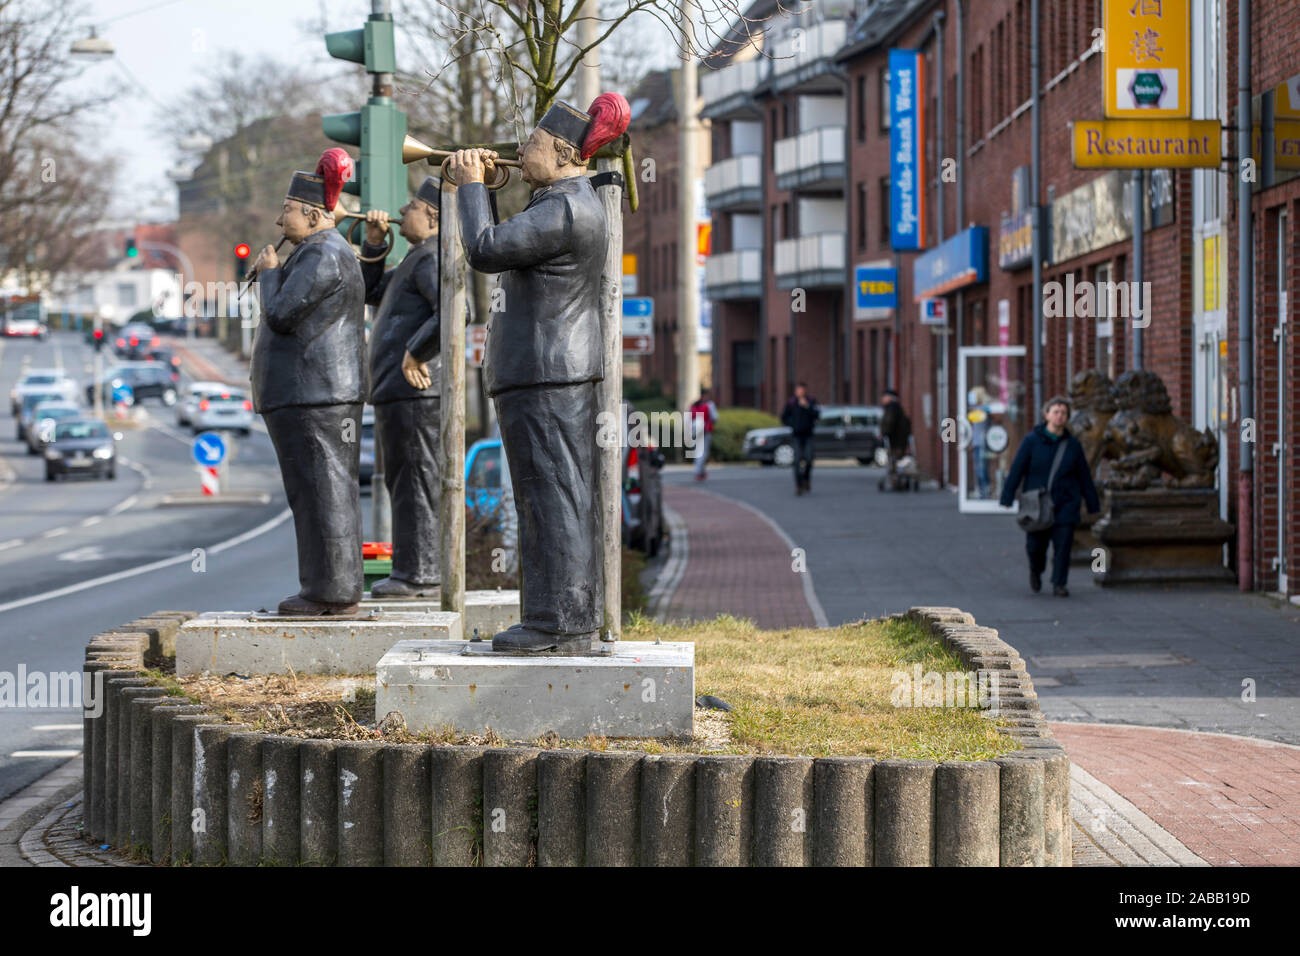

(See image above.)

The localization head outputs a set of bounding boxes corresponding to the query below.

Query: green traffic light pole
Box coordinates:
[322,0,408,266]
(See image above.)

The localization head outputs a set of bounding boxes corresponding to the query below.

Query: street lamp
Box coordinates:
[69,29,114,58]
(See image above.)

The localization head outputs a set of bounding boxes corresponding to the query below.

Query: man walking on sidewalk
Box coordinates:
[781,382,820,495]
[880,388,911,486]
[689,387,718,481]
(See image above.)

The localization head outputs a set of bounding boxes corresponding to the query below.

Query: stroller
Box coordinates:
[876,436,921,492]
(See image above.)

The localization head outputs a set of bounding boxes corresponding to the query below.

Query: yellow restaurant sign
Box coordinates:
[1103,0,1190,119]
[1072,119,1221,168]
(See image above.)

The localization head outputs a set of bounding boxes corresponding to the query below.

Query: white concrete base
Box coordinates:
[376,639,694,740]
[177,610,463,676]
[362,588,520,640]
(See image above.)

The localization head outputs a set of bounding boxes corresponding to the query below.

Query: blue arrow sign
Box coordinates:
[192,431,227,467]
[622,297,653,319]
[111,383,133,405]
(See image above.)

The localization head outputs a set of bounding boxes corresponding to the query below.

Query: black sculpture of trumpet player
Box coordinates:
[359,175,444,598]
[250,148,367,616]
[446,92,630,654]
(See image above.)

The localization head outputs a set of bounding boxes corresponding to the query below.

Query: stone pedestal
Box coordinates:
[361,589,520,640]
[1091,488,1234,586]
[177,610,462,676]
[376,639,694,740]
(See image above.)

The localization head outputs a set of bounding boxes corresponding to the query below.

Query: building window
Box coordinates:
[970,44,984,143]
[879,176,890,244]
[857,182,868,251]
[117,283,137,308]
[879,66,890,132]
[785,333,794,394]
[856,74,867,142]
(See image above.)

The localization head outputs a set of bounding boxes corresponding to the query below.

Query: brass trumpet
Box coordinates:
[333,210,404,263]
[401,135,519,190]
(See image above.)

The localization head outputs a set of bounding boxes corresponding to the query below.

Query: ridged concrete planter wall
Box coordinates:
[81,606,1070,866]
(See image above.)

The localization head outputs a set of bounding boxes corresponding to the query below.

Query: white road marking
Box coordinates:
[30,724,82,731]
[57,546,104,562]
[107,495,138,516]
[41,527,68,538]
[0,506,291,614]
[81,516,102,527]
[0,540,23,552]
[9,750,80,759]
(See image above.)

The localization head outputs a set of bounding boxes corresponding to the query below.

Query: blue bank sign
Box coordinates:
[889,49,926,251]
[913,227,989,301]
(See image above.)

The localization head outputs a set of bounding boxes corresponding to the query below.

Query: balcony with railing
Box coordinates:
[704,154,763,211]
[699,57,765,120]
[770,20,848,92]
[705,248,763,300]
[773,126,845,192]
[773,232,845,290]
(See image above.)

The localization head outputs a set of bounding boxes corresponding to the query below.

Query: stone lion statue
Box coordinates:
[1101,370,1218,490]
[1068,370,1118,474]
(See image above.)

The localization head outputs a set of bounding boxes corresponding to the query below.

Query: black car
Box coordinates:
[86,363,179,407]
[114,323,161,360]
[743,404,884,466]
[44,419,119,481]
[142,346,183,383]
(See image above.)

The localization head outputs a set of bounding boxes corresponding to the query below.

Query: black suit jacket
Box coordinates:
[458,176,607,396]
[251,228,365,413]
[361,234,440,404]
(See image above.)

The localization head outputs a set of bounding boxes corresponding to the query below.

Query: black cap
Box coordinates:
[415,175,440,206]
[537,100,591,150]
[286,171,327,209]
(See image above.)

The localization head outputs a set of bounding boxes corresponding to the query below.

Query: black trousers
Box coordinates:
[494,382,602,636]
[792,435,814,487]
[376,397,441,586]
[264,403,364,605]
[1026,522,1075,588]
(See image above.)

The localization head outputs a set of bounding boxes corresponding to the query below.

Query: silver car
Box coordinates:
[10,368,77,416]
[25,400,82,455]
[177,380,228,427]
[190,386,253,435]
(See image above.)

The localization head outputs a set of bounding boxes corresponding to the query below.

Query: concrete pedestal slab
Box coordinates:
[177,611,463,676]
[362,589,520,640]
[376,640,694,741]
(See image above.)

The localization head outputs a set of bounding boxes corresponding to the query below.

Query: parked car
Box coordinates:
[622,409,665,556]
[177,380,228,427]
[465,437,518,574]
[143,346,183,381]
[44,419,120,481]
[86,363,179,407]
[16,391,72,441]
[359,406,375,486]
[189,385,253,435]
[24,400,82,455]
[10,368,77,415]
[742,404,884,466]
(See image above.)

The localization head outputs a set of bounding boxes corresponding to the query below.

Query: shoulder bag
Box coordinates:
[1015,438,1069,532]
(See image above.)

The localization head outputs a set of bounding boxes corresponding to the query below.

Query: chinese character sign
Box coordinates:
[889,49,926,251]
[1103,0,1189,118]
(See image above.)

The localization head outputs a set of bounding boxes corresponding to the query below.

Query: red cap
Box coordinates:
[581,93,631,160]
[316,148,354,212]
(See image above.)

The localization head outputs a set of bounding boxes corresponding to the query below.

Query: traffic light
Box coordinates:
[323,8,408,263]
[92,328,104,352]
[234,242,251,281]
[124,237,138,258]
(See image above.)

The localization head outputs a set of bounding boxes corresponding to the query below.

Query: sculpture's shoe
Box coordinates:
[370,576,439,598]
[491,624,596,655]
[277,594,361,617]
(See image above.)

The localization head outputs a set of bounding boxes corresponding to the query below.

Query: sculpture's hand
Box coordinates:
[449,148,487,185]
[254,243,279,272]
[365,209,390,245]
[402,350,431,390]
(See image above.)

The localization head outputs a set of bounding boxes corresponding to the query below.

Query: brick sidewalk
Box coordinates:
[1051,722,1300,866]
[660,484,817,629]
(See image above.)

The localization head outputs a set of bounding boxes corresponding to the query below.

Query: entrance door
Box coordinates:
[958,345,1029,513]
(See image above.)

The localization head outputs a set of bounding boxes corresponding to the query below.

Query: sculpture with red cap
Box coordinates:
[250,148,368,617]
[445,94,630,654]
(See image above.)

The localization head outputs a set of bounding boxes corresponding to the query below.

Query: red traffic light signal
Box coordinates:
[92,329,103,340]
[234,242,251,259]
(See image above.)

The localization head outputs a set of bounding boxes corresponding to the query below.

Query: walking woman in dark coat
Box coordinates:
[999,395,1101,596]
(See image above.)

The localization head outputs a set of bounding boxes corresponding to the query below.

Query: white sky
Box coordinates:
[71,0,728,221]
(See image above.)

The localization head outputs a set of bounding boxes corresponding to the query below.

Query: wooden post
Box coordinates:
[595,156,624,640]
[440,182,466,616]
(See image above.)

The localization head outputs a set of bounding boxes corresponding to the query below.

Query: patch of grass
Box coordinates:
[624,614,1018,761]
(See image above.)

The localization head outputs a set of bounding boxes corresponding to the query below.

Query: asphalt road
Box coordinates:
[0,332,304,800]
